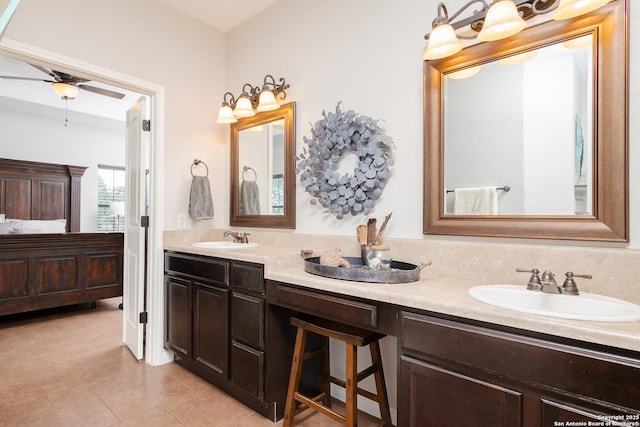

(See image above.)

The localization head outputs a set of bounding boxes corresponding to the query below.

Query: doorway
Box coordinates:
[0,39,170,366]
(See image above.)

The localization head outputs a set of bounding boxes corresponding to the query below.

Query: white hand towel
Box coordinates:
[189,176,214,220]
[239,180,261,215]
[453,186,498,215]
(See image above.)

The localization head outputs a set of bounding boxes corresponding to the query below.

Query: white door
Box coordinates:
[123,96,148,360]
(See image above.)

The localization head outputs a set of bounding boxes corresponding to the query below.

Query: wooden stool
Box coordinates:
[283,316,392,427]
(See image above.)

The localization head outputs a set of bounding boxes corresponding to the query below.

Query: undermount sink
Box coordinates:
[192,241,258,249]
[469,284,640,322]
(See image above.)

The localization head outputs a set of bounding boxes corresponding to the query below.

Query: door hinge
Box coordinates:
[139,312,148,324]
[141,215,149,228]
[142,120,151,131]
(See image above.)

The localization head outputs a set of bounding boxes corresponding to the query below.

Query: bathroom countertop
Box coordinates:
[164,241,640,354]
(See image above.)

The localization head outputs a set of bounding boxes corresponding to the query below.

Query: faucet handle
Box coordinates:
[561,272,592,296]
[516,268,542,291]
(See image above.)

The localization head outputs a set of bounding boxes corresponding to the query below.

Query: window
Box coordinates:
[98,165,125,232]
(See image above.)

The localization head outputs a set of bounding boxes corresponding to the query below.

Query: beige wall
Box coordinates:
[2,0,229,231]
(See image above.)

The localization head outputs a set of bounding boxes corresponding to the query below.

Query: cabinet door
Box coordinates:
[399,356,523,427]
[193,282,229,378]
[165,275,191,357]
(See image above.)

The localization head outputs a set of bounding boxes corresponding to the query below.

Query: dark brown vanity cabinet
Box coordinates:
[164,251,293,421]
[399,311,640,427]
[164,252,229,381]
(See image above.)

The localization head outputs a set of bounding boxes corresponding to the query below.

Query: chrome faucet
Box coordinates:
[224,231,250,244]
[517,268,591,295]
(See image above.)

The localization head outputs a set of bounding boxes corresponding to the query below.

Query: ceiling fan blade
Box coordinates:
[52,69,90,84]
[29,63,57,79]
[78,84,126,99]
[0,75,52,82]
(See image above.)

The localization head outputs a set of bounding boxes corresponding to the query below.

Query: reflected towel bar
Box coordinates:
[446,185,510,194]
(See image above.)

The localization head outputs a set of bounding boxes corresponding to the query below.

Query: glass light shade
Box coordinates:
[216,104,237,124]
[424,23,464,60]
[477,1,526,42]
[498,49,538,65]
[447,66,482,80]
[563,34,593,49]
[52,82,79,99]
[553,0,611,20]
[256,89,280,112]
[233,96,255,118]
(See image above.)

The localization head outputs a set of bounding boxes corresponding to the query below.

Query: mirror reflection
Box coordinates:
[443,35,593,216]
[230,102,295,229]
[237,119,285,215]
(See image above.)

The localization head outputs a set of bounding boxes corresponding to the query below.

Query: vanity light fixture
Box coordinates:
[215,74,290,124]
[424,0,612,61]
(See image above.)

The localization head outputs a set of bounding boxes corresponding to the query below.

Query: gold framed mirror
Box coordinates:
[423,0,627,242]
[230,102,296,228]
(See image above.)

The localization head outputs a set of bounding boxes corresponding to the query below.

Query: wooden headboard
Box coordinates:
[0,158,87,232]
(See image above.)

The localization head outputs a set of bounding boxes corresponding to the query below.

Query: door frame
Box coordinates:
[0,38,172,366]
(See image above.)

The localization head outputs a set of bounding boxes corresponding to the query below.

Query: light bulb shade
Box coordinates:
[233,96,255,118]
[447,66,482,80]
[216,104,237,124]
[424,23,464,60]
[256,89,279,112]
[498,49,538,65]
[52,82,79,99]
[477,0,526,42]
[552,0,611,20]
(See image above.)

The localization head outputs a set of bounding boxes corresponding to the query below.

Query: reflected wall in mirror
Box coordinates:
[424,0,628,241]
[231,102,295,228]
[444,35,593,216]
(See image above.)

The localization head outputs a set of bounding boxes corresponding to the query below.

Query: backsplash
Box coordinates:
[164,229,640,305]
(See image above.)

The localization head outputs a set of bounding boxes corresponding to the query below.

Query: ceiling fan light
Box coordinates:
[216,104,237,124]
[477,0,526,42]
[233,95,255,118]
[424,23,464,60]
[52,82,79,99]
[256,89,279,112]
[552,0,611,20]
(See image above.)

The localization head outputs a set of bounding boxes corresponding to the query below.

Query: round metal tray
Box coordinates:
[303,256,426,284]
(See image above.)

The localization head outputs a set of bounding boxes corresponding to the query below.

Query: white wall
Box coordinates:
[0,103,124,231]
[224,0,640,247]
[2,0,228,231]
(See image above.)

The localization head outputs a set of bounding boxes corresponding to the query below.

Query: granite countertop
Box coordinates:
[164,241,640,354]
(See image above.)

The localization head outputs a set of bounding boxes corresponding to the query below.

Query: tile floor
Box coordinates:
[0,298,385,426]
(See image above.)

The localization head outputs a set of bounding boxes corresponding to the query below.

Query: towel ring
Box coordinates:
[191,159,209,177]
[242,166,257,181]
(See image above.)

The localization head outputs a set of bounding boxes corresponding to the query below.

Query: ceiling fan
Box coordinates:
[0,63,126,100]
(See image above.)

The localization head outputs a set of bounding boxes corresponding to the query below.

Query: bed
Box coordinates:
[0,157,123,316]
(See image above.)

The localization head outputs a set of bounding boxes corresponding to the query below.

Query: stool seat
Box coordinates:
[284,315,392,427]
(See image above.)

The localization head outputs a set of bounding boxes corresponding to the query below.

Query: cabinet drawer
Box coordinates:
[275,284,378,329]
[231,262,264,294]
[231,341,264,401]
[165,252,228,286]
[400,311,640,411]
[232,292,264,349]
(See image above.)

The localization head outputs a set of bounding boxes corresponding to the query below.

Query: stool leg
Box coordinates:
[370,341,392,427]
[284,327,307,427]
[345,343,358,427]
[321,336,330,407]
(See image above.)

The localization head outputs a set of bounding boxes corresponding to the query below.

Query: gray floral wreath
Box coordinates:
[296,103,394,219]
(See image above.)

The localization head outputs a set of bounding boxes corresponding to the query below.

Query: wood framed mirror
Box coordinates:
[423,0,627,242]
[230,102,296,228]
